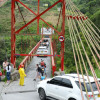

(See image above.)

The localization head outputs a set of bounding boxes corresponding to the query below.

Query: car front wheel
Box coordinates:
[39,88,46,100]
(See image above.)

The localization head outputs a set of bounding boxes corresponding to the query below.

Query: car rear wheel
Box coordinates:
[69,98,76,100]
[39,88,46,100]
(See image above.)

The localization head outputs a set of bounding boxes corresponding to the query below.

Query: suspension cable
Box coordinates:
[66,2,85,100]
[72,10,100,95]
[66,0,100,97]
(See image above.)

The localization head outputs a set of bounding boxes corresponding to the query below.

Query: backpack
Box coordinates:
[41,61,45,66]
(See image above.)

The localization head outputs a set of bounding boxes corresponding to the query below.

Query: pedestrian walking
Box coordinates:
[33,64,42,81]
[6,63,11,82]
[19,65,26,86]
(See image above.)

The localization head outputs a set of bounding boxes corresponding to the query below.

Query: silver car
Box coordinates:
[37,46,48,56]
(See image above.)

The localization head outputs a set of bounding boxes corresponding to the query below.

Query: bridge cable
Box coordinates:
[68,0,100,94]
[66,0,100,98]
[69,0,100,40]
[66,0,95,95]
[66,2,85,100]
[67,1,98,99]
[70,0,100,47]
[69,0,100,61]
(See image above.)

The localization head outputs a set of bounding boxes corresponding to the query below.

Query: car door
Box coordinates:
[57,78,73,100]
[46,77,62,99]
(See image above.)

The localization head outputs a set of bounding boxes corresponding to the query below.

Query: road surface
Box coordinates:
[0,39,51,100]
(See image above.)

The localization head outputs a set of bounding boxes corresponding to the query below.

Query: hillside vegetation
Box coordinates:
[0,0,100,77]
[74,0,100,29]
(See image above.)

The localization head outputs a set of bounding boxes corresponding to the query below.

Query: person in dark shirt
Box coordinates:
[40,68,47,81]
[33,64,42,81]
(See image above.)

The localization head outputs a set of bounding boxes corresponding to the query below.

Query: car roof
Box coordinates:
[55,74,100,83]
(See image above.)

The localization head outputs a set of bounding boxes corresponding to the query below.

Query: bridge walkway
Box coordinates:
[0,38,51,100]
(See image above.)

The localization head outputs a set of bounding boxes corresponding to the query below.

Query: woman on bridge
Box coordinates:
[6,63,11,82]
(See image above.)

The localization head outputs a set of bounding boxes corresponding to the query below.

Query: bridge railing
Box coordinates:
[50,38,56,76]
[18,39,43,69]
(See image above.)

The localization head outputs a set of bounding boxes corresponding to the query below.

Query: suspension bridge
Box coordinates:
[0,0,100,100]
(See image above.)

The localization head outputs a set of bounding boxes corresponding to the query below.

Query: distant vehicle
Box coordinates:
[37,74,100,100]
[43,38,49,42]
[37,46,48,56]
[40,38,49,47]
[41,42,49,47]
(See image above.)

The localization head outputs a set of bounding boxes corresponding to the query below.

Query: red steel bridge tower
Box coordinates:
[11,0,66,71]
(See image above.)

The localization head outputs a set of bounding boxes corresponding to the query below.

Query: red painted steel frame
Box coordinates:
[51,40,56,76]
[15,54,61,57]
[37,0,39,34]
[11,0,16,67]
[61,0,65,71]
[11,0,66,71]
[15,0,61,35]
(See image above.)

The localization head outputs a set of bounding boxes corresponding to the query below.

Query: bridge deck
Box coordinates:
[0,39,51,100]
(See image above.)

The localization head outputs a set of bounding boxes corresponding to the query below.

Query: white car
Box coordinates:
[37,74,100,100]
[37,46,48,56]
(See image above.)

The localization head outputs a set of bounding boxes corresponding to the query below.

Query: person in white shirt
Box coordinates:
[6,63,11,82]
[2,60,8,75]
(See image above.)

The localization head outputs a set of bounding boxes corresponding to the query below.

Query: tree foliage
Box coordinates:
[74,0,100,28]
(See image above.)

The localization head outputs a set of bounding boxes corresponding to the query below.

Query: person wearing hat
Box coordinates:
[6,63,11,83]
[19,65,26,86]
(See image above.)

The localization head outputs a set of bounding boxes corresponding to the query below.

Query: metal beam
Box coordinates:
[61,0,65,71]
[37,0,39,34]
[15,54,61,57]
[11,0,16,68]
[15,0,61,35]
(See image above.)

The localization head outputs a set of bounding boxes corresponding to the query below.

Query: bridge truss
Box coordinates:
[11,0,66,71]
[10,0,100,99]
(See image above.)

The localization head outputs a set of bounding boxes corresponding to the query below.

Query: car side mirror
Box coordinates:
[47,81,50,84]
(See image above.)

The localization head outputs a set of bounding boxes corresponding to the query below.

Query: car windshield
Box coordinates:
[75,81,99,92]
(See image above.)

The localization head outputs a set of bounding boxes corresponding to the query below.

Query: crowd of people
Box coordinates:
[0,59,12,83]
[0,59,47,86]
[34,59,47,81]
[18,59,47,86]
